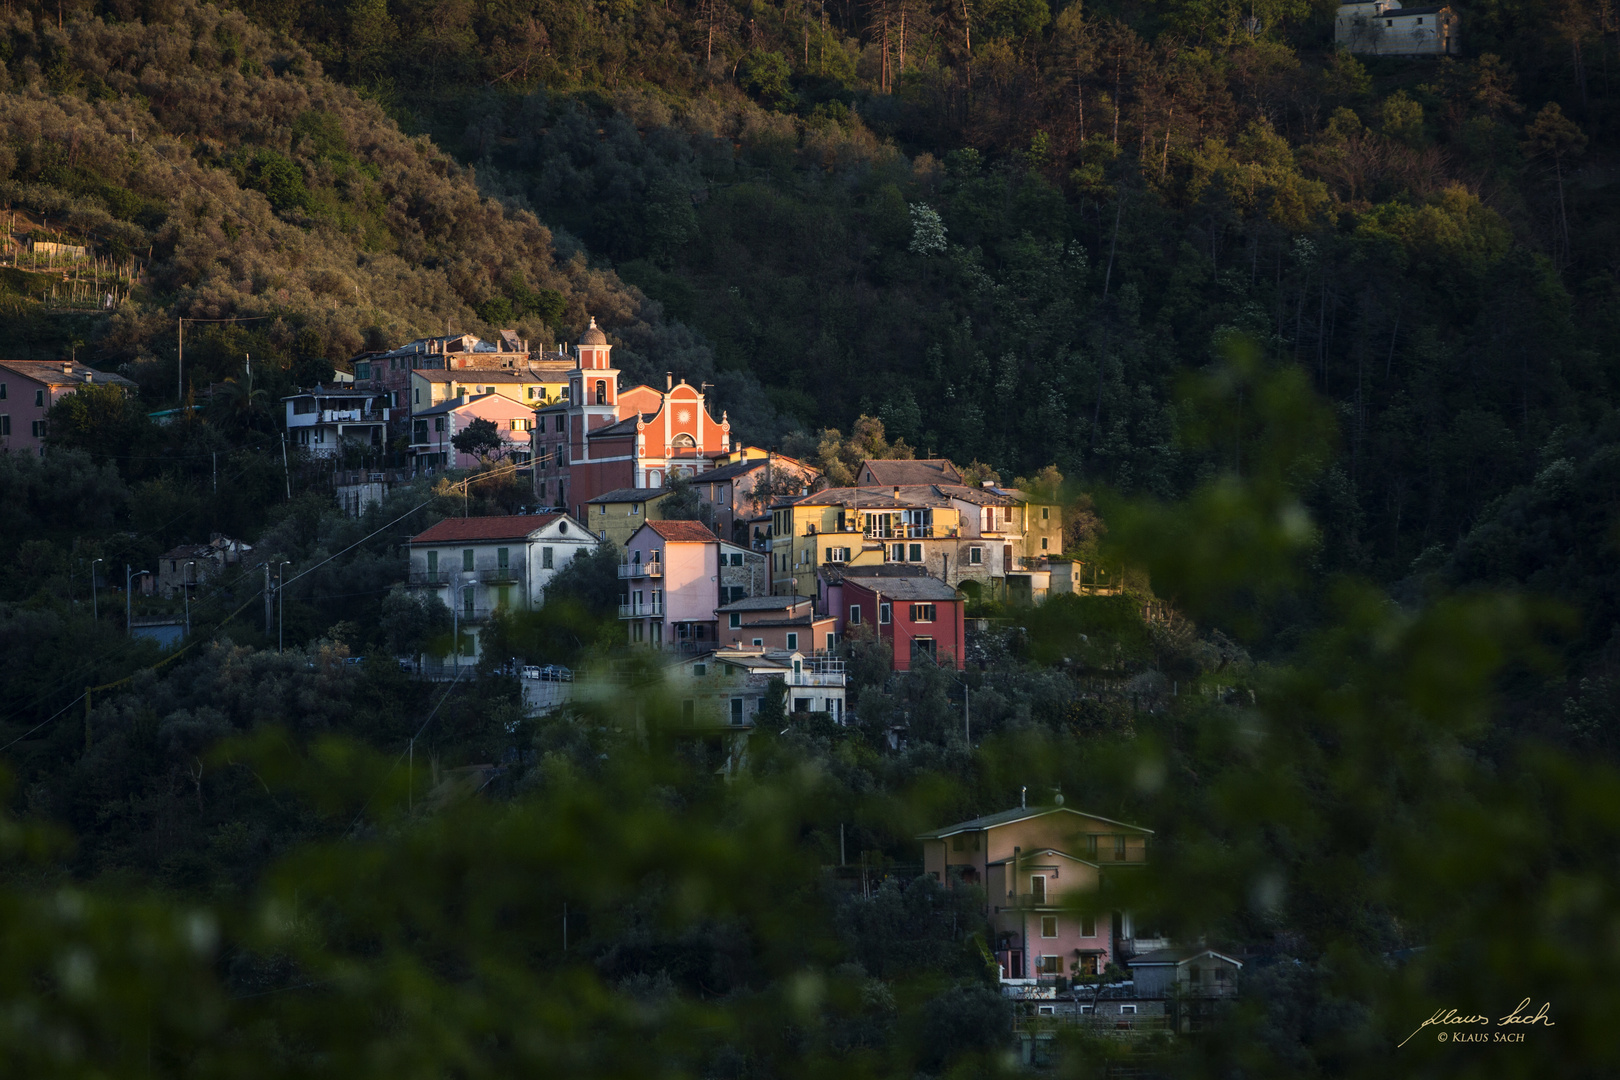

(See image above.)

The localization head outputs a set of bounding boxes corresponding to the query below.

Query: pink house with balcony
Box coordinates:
[919,803,1159,982]
[621,519,720,651]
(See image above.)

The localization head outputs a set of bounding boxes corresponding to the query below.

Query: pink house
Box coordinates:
[919,804,1158,982]
[409,391,536,471]
[621,520,720,651]
[0,361,136,456]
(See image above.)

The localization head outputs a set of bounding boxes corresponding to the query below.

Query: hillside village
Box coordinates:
[5,315,1235,1050]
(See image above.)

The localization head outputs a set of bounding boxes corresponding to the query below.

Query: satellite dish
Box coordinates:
[1054,793,1066,807]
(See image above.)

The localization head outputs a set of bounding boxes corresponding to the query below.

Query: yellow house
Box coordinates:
[977,485,1063,564]
[409,364,574,414]
[585,487,673,548]
[769,482,1064,600]
[768,488,971,598]
[709,445,775,466]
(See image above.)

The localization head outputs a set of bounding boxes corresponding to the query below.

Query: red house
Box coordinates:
[842,575,965,671]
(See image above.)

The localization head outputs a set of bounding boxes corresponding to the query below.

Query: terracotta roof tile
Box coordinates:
[645,520,720,543]
[409,514,561,544]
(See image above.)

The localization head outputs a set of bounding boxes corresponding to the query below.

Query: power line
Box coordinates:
[0,585,267,755]
[0,693,86,754]
[346,665,468,837]
[279,496,438,590]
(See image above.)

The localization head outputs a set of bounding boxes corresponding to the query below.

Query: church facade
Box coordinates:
[531,318,732,524]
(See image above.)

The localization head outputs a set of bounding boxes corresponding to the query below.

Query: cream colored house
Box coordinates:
[918,803,1160,982]
[1335,0,1460,55]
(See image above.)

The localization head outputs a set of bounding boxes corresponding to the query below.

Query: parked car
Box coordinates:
[522,665,543,680]
[538,665,574,682]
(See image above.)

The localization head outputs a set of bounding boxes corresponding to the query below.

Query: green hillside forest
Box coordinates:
[1,0,1618,1075]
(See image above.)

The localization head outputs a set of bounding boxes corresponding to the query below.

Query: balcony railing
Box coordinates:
[1012,1014,1172,1034]
[479,566,522,584]
[618,600,664,619]
[617,562,663,579]
[787,670,845,687]
[407,569,450,586]
[864,524,935,540]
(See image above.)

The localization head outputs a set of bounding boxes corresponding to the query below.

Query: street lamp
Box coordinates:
[125,564,137,638]
[184,560,196,639]
[277,561,292,653]
[90,558,102,623]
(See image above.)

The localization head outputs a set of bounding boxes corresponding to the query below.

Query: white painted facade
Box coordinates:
[1335,0,1460,55]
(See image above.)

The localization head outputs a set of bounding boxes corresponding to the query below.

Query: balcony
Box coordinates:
[1011,1013,1172,1035]
[864,524,935,540]
[287,408,386,427]
[479,566,522,584]
[407,569,450,586]
[786,670,845,688]
[617,561,663,579]
[618,599,664,619]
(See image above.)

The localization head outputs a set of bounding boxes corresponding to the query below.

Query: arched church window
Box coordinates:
[671,433,696,450]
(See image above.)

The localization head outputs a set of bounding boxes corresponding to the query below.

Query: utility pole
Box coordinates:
[125,565,134,637]
[264,564,273,632]
[184,561,195,639]
[278,562,291,652]
[176,316,183,402]
[90,558,102,622]
[281,433,292,499]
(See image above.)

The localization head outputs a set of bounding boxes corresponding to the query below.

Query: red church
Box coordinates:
[531,317,732,523]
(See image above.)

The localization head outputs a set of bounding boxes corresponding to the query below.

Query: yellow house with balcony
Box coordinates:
[768,488,974,598]
[769,483,1061,600]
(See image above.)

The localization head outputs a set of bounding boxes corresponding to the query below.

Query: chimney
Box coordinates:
[666,372,673,390]
[1021,786,1027,809]
[63,362,73,375]
[84,371,93,384]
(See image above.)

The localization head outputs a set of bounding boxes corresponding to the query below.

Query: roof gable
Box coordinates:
[916,804,1153,840]
[987,847,1099,869]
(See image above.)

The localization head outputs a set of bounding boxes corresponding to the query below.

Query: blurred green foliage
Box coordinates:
[1,357,1615,1078]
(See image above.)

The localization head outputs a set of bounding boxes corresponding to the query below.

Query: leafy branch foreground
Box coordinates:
[2,367,1618,1079]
